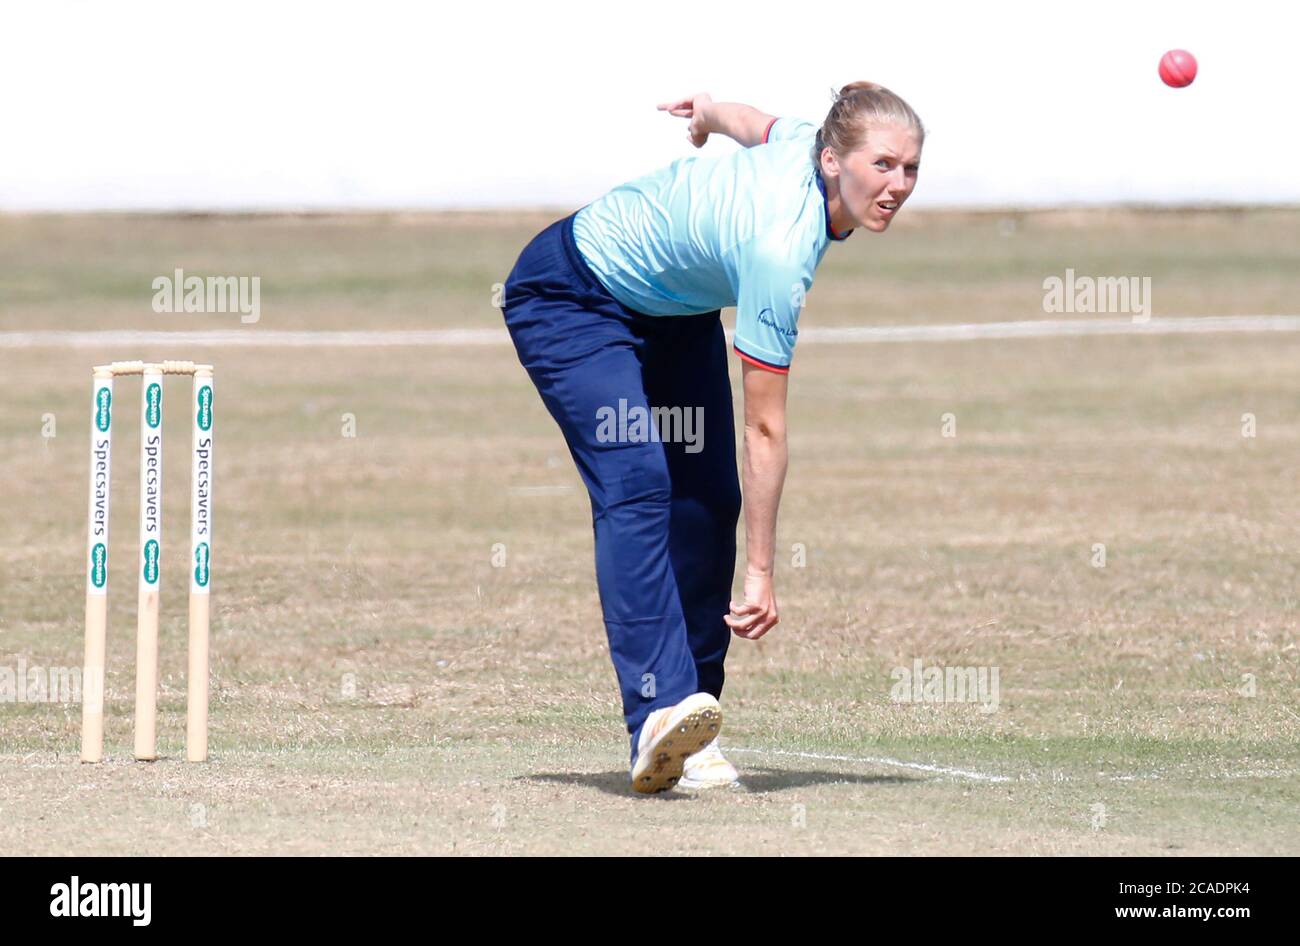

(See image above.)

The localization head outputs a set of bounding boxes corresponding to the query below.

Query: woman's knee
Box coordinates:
[599,447,673,515]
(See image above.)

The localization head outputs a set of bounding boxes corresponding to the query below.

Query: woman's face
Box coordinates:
[822,123,922,233]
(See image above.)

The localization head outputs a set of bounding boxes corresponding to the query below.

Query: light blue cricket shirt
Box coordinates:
[572,117,853,373]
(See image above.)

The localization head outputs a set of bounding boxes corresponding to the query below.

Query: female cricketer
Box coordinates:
[502,82,924,793]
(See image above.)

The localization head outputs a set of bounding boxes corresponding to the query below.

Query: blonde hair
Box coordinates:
[814,81,925,166]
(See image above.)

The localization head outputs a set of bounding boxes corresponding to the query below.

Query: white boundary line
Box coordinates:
[726,746,1300,784]
[2,315,1299,350]
[726,746,1013,783]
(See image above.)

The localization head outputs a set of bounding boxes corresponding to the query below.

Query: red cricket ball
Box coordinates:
[1159,49,1198,88]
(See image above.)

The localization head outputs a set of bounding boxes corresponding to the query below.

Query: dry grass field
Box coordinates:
[0,209,1296,854]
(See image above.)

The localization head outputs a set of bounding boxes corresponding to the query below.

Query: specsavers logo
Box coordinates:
[196,385,213,431]
[194,542,210,588]
[95,387,112,431]
[144,382,161,427]
[90,543,107,588]
[142,539,159,585]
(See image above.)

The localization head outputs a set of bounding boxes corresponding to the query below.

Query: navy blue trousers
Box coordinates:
[502,212,741,756]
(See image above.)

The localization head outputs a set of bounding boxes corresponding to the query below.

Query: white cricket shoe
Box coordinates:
[630,693,722,794]
[679,738,740,790]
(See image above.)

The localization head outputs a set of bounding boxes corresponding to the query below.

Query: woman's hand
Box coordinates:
[657,92,714,148]
[724,567,779,639]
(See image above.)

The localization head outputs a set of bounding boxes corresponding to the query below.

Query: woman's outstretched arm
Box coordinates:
[725,360,788,640]
[657,93,777,149]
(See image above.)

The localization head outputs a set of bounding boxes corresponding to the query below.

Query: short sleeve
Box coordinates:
[763,117,818,144]
[728,236,810,373]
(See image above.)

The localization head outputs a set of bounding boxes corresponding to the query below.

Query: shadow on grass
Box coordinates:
[522,766,922,797]
[739,766,921,793]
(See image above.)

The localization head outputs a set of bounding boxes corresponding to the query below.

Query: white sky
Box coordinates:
[2,0,1296,210]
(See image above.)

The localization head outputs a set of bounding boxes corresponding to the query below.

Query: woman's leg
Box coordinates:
[641,313,742,701]
[503,217,700,753]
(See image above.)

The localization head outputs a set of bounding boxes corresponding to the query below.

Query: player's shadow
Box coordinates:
[524,767,921,797]
[734,766,921,793]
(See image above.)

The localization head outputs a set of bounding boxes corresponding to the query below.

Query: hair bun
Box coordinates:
[836,81,885,100]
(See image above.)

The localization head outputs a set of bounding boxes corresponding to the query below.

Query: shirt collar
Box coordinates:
[815,169,854,242]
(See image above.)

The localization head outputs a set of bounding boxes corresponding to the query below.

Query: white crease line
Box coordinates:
[726,746,1013,783]
[0,329,509,348]
[2,315,1299,350]
[802,314,1300,342]
[1106,768,1297,782]
[727,746,1299,784]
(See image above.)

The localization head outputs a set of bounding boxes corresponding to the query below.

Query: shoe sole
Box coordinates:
[631,695,722,794]
[677,773,741,791]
